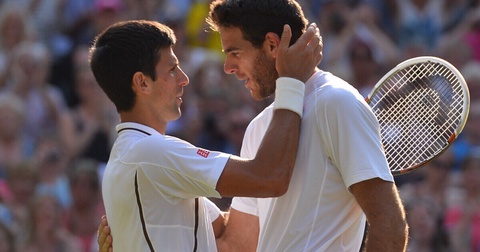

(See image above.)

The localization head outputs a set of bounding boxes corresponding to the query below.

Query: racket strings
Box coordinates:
[370,61,466,172]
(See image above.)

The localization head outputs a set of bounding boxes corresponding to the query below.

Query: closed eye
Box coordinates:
[224,47,240,58]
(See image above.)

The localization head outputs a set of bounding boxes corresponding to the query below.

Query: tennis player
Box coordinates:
[206,0,408,251]
[90,19,321,251]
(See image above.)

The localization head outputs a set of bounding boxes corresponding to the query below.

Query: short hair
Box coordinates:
[207,0,308,48]
[89,20,176,112]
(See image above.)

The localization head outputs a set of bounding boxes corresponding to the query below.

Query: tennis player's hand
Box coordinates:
[97,215,113,252]
[276,23,322,83]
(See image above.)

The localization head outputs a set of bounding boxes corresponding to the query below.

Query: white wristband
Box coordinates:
[273,77,305,117]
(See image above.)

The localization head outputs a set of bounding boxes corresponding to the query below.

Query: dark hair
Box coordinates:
[207,0,308,48]
[89,20,176,112]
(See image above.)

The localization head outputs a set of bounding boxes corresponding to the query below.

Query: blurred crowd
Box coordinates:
[0,0,478,251]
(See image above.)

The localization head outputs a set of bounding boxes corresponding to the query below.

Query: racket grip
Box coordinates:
[273,77,305,117]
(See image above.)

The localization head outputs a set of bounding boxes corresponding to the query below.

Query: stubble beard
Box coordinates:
[251,51,278,100]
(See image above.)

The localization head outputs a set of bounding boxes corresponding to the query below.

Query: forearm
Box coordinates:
[352,179,408,252]
[246,77,303,195]
[212,211,228,238]
[362,221,408,252]
[216,78,304,197]
[251,109,301,189]
[216,208,258,252]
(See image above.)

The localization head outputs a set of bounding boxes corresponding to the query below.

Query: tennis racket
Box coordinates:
[365,56,470,176]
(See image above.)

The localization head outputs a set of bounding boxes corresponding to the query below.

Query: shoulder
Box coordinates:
[316,74,363,104]
[309,73,370,116]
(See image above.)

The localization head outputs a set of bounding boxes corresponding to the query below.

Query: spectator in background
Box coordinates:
[8,41,71,149]
[50,0,127,106]
[3,160,38,246]
[0,221,14,252]
[0,3,34,91]
[91,0,125,39]
[0,93,35,179]
[316,1,399,82]
[33,135,72,210]
[445,148,480,252]
[0,56,6,90]
[64,158,104,252]
[398,148,462,215]
[360,0,397,39]
[451,100,480,171]
[392,0,443,54]
[222,106,257,155]
[461,61,480,102]
[20,194,82,252]
[122,0,162,21]
[346,38,383,97]
[437,6,480,62]
[2,0,67,57]
[62,45,118,164]
[405,197,451,252]
[0,3,33,52]
[60,0,96,46]
[436,38,473,72]
[314,0,356,77]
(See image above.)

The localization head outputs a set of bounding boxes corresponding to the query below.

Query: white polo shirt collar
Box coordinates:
[115,122,160,136]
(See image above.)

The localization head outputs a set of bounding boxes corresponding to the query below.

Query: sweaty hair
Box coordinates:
[89,20,176,112]
[207,0,308,48]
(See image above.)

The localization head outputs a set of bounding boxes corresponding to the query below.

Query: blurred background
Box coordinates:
[0,0,479,251]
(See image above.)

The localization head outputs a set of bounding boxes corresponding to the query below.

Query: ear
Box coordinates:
[132,72,150,94]
[264,32,281,58]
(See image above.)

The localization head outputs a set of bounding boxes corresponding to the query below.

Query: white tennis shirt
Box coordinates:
[232,71,394,252]
[102,122,230,252]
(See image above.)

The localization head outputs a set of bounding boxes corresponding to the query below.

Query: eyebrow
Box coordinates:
[223,47,240,54]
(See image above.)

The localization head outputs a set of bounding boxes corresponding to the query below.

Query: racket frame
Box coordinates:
[365,56,470,175]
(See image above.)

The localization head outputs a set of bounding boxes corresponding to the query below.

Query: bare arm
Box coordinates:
[216,208,259,252]
[212,211,228,238]
[216,24,322,198]
[350,178,408,252]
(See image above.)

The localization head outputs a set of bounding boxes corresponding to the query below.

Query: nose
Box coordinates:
[224,58,237,75]
[178,68,189,86]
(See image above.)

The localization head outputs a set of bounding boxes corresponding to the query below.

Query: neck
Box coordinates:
[119,113,167,135]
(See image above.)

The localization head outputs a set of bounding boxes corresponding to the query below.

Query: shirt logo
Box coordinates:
[197,149,210,158]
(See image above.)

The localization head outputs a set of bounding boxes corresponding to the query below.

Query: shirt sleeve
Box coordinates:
[315,85,393,189]
[128,135,231,200]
